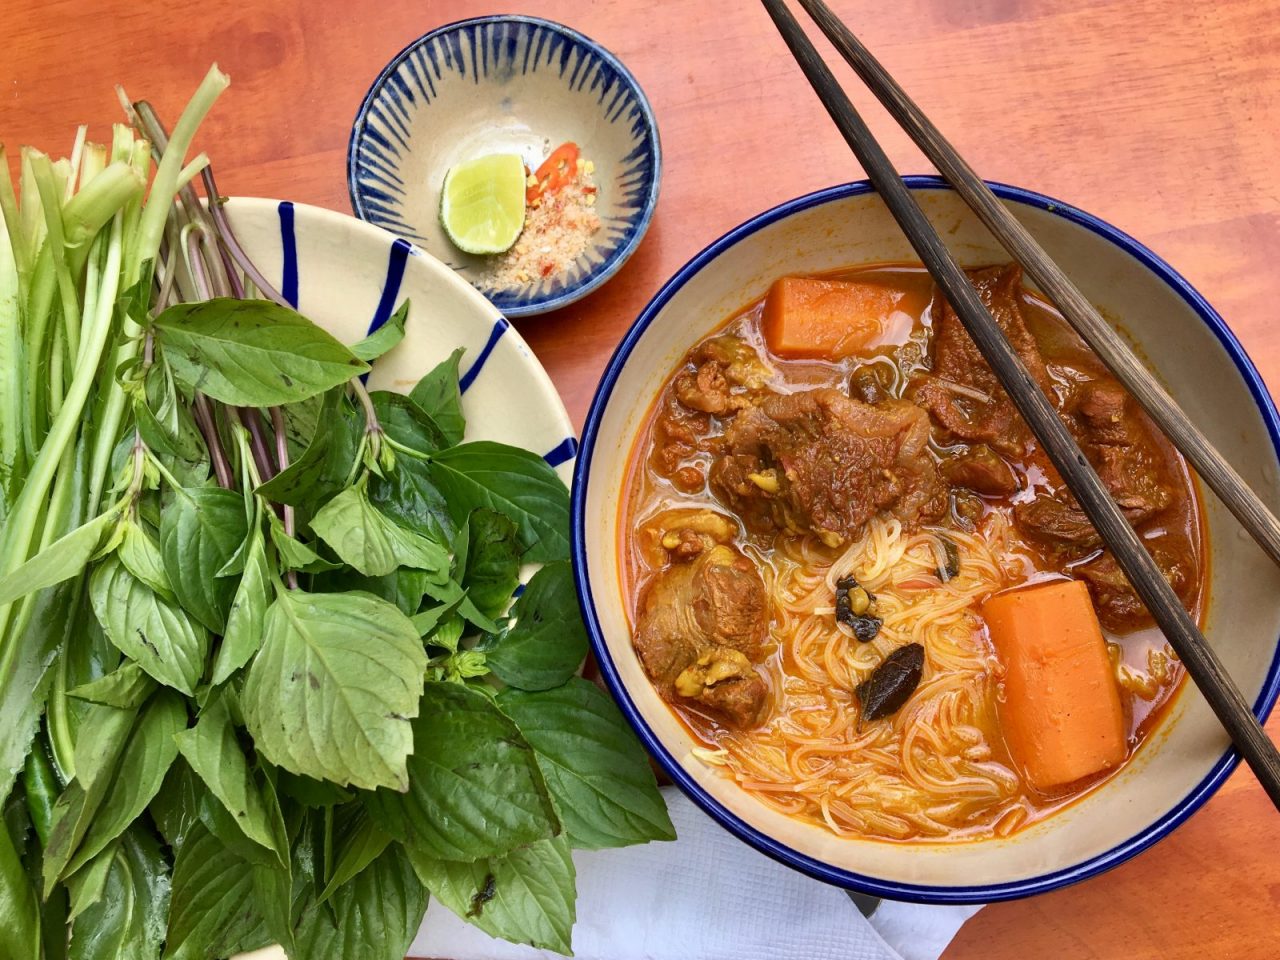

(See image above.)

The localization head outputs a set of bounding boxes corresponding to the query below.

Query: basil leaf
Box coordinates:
[500,678,675,849]
[164,820,260,960]
[458,509,521,620]
[316,805,391,904]
[0,507,117,606]
[89,557,209,696]
[175,694,288,865]
[210,524,271,685]
[148,760,201,851]
[0,818,38,960]
[427,442,570,563]
[152,297,369,406]
[350,299,408,362]
[68,828,169,960]
[118,521,171,599]
[276,771,353,810]
[254,389,342,506]
[266,512,340,573]
[407,834,575,954]
[60,691,184,882]
[484,561,587,691]
[410,347,466,446]
[242,590,426,791]
[318,568,429,618]
[159,486,248,634]
[250,861,296,957]
[66,839,116,922]
[368,453,455,544]
[42,704,137,895]
[310,481,449,578]
[67,661,155,710]
[366,682,559,860]
[370,390,447,454]
[292,842,427,960]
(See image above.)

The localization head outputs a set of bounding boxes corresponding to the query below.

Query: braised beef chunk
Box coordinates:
[651,394,712,492]
[915,264,1051,457]
[672,335,770,417]
[1015,380,1172,554]
[941,445,1019,496]
[708,388,945,544]
[1014,495,1101,551]
[633,544,770,727]
[1075,549,1195,632]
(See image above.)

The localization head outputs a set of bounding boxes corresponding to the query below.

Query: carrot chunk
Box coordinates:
[762,276,903,359]
[982,579,1128,793]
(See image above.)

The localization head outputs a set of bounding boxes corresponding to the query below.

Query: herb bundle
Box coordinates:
[0,67,672,960]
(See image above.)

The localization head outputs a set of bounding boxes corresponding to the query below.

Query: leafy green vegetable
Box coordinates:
[291,842,427,960]
[349,300,408,363]
[0,508,118,606]
[66,662,155,710]
[60,691,184,881]
[310,480,449,578]
[68,827,169,960]
[410,347,467,446]
[253,389,342,507]
[427,442,571,563]
[408,834,576,954]
[501,679,676,849]
[316,805,391,904]
[0,817,39,960]
[366,682,560,860]
[89,557,209,696]
[174,694,288,864]
[152,298,369,406]
[163,820,260,960]
[241,590,425,791]
[0,78,669,958]
[159,485,248,634]
[458,509,521,620]
[209,523,269,685]
[485,561,588,691]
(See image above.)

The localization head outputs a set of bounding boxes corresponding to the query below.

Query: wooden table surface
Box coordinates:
[9,0,1280,957]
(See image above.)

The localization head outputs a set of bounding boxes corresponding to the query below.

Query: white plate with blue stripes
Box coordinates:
[347,15,661,317]
[223,197,576,483]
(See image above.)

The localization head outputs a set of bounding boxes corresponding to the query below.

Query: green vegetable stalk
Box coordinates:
[0,66,672,960]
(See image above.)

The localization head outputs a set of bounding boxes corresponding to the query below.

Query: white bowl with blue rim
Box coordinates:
[572,177,1280,902]
[222,196,575,477]
[347,15,661,318]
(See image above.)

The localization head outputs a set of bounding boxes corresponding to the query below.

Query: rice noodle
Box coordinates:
[705,513,1049,842]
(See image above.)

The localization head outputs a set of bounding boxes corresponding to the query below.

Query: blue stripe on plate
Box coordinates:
[543,437,578,467]
[278,201,298,307]
[458,317,509,393]
[367,238,412,336]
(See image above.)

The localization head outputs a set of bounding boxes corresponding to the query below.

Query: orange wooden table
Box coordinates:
[8,0,1280,957]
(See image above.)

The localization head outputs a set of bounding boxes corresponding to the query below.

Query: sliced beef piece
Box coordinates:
[915,264,1052,457]
[708,388,946,545]
[941,444,1019,497]
[633,544,770,727]
[1075,548,1195,632]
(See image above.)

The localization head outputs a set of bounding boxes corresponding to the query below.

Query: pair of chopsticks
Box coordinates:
[760,0,1280,808]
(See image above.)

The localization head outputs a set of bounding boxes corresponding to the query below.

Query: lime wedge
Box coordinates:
[439,153,527,255]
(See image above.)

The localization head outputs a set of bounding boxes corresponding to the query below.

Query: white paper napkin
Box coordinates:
[410,788,981,960]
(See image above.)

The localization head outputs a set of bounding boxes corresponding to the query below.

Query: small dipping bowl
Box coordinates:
[348,15,662,317]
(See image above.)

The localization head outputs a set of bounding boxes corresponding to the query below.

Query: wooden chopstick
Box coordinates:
[795,0,1280,571]
[759,0,1280,809]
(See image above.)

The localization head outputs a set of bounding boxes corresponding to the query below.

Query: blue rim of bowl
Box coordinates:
[346,14,663,318]
[571,175,1280,904]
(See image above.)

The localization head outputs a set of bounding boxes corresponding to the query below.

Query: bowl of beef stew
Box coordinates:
[572,177,1280,901]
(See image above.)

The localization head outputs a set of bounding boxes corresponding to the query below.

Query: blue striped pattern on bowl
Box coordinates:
[348,16,662,317]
